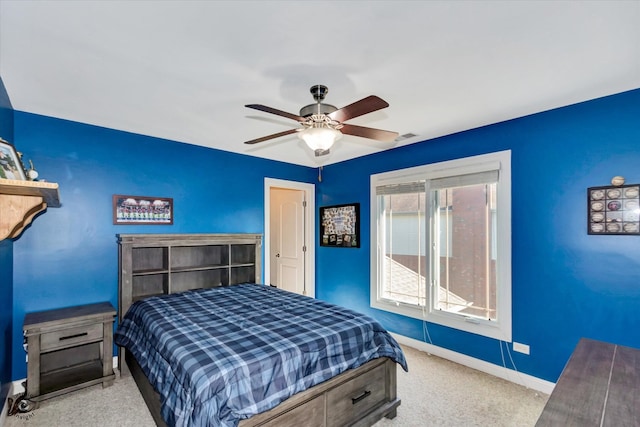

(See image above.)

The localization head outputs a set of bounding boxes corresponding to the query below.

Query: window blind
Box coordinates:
[429,170,498,190]
[376,181,425,195]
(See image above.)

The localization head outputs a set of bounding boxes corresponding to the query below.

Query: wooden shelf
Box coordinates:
[0,179,60,240]
[0,179,60,207]
[118,233,262,324]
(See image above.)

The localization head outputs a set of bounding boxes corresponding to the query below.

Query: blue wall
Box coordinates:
[10,112,316,380]
[0,76,15,387]
[318,89,640,383]
[6,88,640,385]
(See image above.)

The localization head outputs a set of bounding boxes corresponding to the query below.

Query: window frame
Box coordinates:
[370,150,512,342]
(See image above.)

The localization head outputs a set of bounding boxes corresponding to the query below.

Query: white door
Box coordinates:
[270,187,306,295]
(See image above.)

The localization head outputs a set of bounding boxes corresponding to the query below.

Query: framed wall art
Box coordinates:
[0,138,27,180]
[587,184,639,235]
[113,195,173,225]
[320,203,360,247]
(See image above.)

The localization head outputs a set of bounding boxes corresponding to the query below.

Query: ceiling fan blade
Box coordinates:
[245,104,306,122]
[340,123,399,143]
[328,95,390,122]
[244,128,299,145]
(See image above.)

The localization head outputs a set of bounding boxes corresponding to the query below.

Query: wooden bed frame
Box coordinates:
[125,351,399,427]
[117,233,401,426]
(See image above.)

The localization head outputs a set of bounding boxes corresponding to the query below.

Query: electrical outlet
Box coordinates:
[513,342,530,355]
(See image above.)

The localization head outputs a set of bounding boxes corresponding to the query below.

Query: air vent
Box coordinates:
[394,133,418,142]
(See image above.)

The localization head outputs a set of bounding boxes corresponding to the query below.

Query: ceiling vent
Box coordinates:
[394,133,418,142]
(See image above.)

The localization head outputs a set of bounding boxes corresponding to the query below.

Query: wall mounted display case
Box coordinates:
[587,184,640,235]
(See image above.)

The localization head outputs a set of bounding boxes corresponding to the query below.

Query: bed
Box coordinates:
[115,283,407,427]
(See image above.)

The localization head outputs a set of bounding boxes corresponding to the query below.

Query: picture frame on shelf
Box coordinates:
[0,138,27,180]
[320,203,360,247]
[113,195,173,225]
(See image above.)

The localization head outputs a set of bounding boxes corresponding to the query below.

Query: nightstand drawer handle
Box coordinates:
[59,332,88,341]
[351,390,371,405]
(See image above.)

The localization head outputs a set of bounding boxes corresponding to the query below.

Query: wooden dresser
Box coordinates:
[536,338,640,426]
[23,302,116,405]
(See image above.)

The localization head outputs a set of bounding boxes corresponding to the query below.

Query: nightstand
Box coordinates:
[23,302,116,405]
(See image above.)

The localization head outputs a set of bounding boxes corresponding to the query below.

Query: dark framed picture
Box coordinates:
[587,184,639,235]
[113,195,173,225]
[320,203,360,247]
[0,138,27,180]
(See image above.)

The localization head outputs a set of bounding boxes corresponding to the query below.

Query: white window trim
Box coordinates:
[370,150,512,342]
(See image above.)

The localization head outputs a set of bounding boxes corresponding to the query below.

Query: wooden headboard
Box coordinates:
[117,233,262,321]
[116,233,262,372]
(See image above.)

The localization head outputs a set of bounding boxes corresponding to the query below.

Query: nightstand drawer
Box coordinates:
[40,323,103,352]
[326,362,387,427]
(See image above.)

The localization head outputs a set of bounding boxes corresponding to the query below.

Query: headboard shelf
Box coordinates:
[118,233,262,322]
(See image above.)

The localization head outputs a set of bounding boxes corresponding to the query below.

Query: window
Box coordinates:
[370,151,511,341]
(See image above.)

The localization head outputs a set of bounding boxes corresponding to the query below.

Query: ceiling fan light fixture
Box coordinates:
[244,85,397,153]
[298,126,342,152]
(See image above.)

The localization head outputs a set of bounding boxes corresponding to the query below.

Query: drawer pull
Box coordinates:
[59,332,88,341]
[351,390,371,405]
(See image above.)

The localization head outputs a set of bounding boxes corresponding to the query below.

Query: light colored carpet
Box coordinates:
[5,374,154,427]
[5,345,548,426]
[374,345,547,427]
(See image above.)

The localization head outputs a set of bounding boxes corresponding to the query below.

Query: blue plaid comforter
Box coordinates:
[115,284,407,427]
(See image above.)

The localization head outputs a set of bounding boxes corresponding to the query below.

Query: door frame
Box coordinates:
[264,178,315,297]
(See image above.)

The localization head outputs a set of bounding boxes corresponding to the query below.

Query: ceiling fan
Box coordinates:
[244,85,399,156]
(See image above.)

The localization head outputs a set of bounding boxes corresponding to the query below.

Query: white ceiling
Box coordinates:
[1,1,638,167]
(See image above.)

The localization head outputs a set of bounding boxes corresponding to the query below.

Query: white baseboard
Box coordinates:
[392,333,556,395]
[10,356,120,397]
[10,379,24,397]
[10,344,554,407]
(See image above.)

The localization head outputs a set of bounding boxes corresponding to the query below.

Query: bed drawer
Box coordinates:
[40,323,104,352]
[326,362,387,427]
[260,395,325,427]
